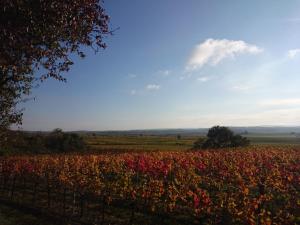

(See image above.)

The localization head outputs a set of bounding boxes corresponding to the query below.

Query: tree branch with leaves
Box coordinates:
[0,0,111,145]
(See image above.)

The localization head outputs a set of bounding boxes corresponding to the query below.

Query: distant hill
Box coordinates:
[72,126,300,136]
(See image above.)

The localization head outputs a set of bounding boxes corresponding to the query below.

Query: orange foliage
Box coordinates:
[0,146,299,224]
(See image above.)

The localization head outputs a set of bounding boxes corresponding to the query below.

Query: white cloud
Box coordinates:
[231,84,252,91]
[146,84,160,90]
[287,49,300,59]
[179,72,193,80]
[128,74,137,78]
[260,98,300,107]
[130,89,136,95]
[197,76,211,82]
[158,70,171,76]
[186,39,263,71]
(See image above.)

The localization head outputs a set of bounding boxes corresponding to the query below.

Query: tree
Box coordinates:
[230,134,250,147]
[193,126,250,149]
[45,129,86,152]
[1,129,85,153]
[205,126,234,148]
[0,86,24,146]
[0,0,110,145]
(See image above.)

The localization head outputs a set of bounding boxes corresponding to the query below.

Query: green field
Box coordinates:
[244,133,300,145]
[84,133,300,152]
[85,135,196,152]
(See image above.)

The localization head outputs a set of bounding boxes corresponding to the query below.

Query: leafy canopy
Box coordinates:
[0,0,110,144]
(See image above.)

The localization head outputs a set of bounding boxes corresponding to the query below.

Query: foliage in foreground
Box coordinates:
[0,129,85,155]
[193,126,250,149]
[0,146,299,224]
[0,0,110,144]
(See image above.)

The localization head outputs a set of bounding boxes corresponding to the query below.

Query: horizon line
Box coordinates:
[15,125,300,133]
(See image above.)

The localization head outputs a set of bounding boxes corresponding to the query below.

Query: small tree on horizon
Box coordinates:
[193,126,250,149]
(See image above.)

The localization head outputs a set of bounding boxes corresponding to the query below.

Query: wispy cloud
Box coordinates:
[287,49,300,59]
[231,84,253,92]
[260,98,300,107]
[284,18,300,23]
[175,108,300,127]
[146,84,160,91]
[128,73,137,78]
[158,70,171,76]
[186,39,263,71]
[197,76,211,82]
[130,89,136,95]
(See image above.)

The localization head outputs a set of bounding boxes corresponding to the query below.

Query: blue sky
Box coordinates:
[22,0,300,131]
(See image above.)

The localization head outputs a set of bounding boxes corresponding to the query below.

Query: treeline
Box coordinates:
[0,128,86,155]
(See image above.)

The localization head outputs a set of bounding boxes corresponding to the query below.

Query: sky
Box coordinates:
[22,0,300,131]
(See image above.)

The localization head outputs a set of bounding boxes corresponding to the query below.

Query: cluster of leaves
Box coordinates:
[0,146,299,224]
[193,126,250,149]
[0,0,110,142]
[0,129,86,155]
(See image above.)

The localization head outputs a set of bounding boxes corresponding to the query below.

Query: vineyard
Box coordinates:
[0,146,299,224]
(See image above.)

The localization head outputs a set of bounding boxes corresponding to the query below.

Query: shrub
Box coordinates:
[231,134,250,147]
[1,129,86,153]
[45,129,85,152]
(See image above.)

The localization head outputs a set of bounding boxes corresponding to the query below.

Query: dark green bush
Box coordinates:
[1,128,86,153]
[45,129,85,152]
[194,126,250,149]
[231,134,250,147]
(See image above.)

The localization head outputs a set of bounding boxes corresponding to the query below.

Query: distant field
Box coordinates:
[244,133,300,145]
[84,133,300,152]
[84,135,196,152]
